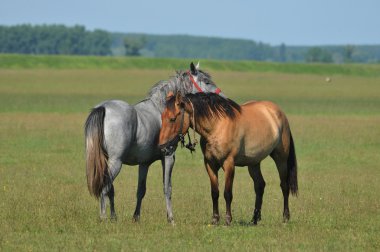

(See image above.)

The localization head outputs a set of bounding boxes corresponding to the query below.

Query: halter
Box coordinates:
[160,71,222,156]
[187,71,222,95]
[159,106,198,156]
[159,107,185,155]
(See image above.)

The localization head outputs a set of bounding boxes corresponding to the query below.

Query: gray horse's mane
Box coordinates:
[146,69,215,112]
[148,71,186,96]
[147,70,189,111]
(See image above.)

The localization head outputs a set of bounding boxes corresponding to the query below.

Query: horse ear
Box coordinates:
[196,61,200,70]
[190,62,197,75]
[166,91,174,102]
[175,91,184,107]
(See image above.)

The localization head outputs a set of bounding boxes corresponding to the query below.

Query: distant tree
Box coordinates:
[0,24,111,56]
[124,37,146,56]
[343,45,355,63]
[86,29,111,55]
[305,47,333,63]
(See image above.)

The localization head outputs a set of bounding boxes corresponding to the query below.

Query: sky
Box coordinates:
[1,0,379,46]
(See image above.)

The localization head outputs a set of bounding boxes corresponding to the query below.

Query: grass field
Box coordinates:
[0,55,379,251]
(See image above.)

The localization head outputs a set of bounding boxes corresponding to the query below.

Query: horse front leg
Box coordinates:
[133,164,149,222]
[205,159,220,225]
[223,157,235,226]
[162,153,175,225]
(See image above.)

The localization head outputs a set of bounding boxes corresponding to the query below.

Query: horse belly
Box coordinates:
[122,145,161,165]
[124,110,162,165]
[234,148,272,166]
[234,134,278,166]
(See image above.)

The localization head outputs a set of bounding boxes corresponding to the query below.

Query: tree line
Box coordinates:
[117,34,380,63]
[0,24,111,55]
[1,24,379,63]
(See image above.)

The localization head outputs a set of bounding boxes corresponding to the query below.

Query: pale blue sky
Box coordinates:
[1,0,379,45]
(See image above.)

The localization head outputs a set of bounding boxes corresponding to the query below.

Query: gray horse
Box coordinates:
[85,62,225,223]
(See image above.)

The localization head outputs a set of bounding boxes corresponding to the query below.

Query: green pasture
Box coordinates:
[0,55,379,251]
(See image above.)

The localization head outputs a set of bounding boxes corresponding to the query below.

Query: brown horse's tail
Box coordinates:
[84,106,109,198]
[288,130,298,196]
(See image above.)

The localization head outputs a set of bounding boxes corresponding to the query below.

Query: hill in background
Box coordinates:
[113,33,380,63]
[1,24,379,63]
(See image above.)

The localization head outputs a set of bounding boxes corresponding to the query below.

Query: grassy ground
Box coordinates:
[0,58,379,251]
[1,54,380,76]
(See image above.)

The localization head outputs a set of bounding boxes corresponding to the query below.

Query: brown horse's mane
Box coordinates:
[185,93,241,119]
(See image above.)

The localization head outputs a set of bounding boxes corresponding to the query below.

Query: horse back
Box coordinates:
[240,100,286,128]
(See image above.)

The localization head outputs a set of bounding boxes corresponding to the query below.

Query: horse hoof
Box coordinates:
[211,215,220,225]
[283,216,290,223]
[251,217,261,225]
[99,214,108,222]
[283,211,290,223]
[225,216,232,226]
[167,217,175,226]
[132,215,140,223]
[110,214,117,222]
[252,209,261,225]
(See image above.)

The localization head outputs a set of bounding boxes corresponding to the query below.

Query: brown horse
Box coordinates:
[159,92,298,225]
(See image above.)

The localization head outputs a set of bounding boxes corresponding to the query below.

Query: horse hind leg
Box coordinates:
[271,152,290,223]
[100,183,116,221]
[100,159,122,221]
[248,163,266,225]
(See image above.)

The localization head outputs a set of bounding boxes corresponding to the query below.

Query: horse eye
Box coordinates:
[169,117,176,122]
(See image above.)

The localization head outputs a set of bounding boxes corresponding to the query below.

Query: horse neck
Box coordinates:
[189,112,213,140]
[134,99,162,129]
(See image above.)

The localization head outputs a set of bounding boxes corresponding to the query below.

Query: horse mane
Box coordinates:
[148,71,182,97]
[146,70,187,111]
[146,69,216,111]
[186,93,241,119]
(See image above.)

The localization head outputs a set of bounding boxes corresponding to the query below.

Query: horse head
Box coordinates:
[159,92,193,153]
[180,62,227,98]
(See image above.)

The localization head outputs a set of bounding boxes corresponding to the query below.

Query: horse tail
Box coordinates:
[288,130,298,196]
[84,106,109,198]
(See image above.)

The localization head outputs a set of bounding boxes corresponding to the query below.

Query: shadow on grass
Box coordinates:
[202,219,257,227]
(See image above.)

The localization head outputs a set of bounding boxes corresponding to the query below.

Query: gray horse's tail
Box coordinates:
[85,106,109,198]
[288,130,298,196]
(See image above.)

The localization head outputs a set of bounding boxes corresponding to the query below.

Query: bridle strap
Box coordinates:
[178,107,186,147]
[159,106,198,155]
[185,100,198,153]
[187,71,222,95]
[187,71,204,93]
[159,107,186,154]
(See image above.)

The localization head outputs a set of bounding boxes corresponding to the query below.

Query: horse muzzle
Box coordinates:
[159,134,183,156]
